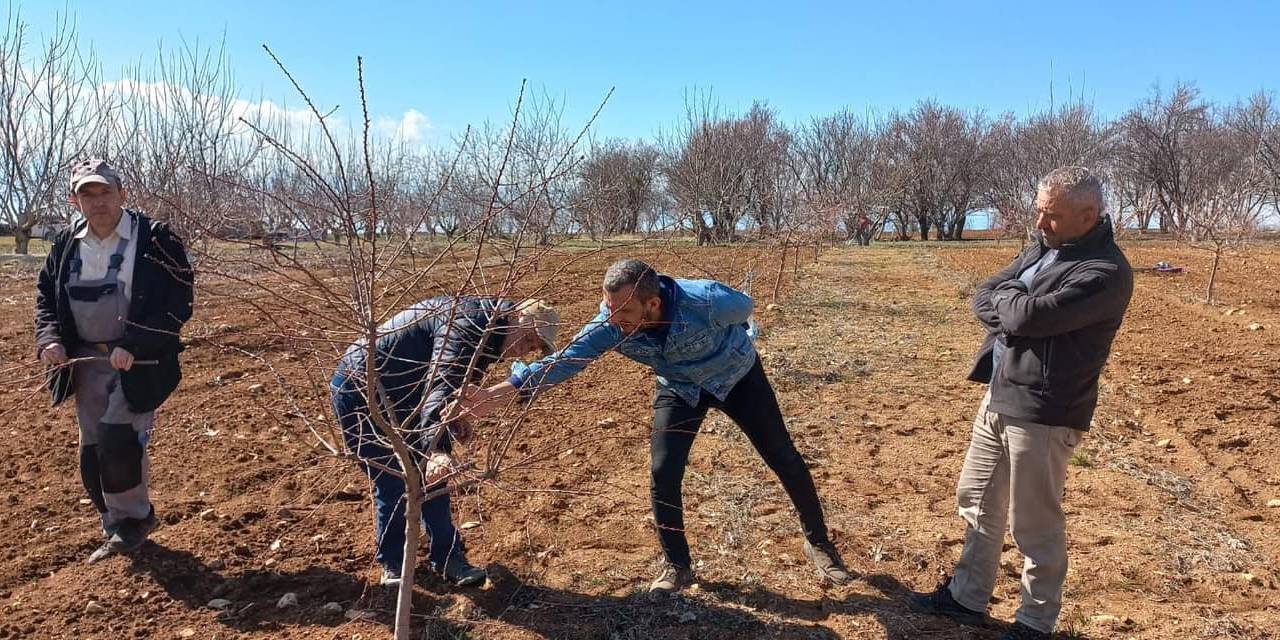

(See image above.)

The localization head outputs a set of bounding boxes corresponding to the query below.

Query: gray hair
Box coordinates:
[1037,166,1104,216]
[603,258,660,300]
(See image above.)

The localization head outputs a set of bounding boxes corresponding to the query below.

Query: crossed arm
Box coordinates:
[974,255,1129,338]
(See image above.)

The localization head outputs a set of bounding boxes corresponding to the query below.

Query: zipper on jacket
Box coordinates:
[1041,338,1054,390]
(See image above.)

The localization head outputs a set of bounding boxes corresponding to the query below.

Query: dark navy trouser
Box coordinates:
[331,373,462,571]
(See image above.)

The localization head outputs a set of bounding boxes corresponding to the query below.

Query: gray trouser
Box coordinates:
[948,391,1083,633]
[74,349,155,533]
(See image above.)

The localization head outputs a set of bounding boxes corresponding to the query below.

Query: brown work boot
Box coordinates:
[804,540,853,585]
[648,562,696,595]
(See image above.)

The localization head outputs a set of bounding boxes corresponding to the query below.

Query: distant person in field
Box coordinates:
[452,259,852,594]
[857,214,873,246]
[35,160,194,563]
[330,298,559,588]
[909,167,1133,639]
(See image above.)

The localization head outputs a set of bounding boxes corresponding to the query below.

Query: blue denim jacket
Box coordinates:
[511,276,758,406]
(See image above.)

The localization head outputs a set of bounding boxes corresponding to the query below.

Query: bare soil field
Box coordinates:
[0,239,1276,639]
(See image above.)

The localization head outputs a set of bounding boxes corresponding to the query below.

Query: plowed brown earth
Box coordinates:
[0,239,1276,639]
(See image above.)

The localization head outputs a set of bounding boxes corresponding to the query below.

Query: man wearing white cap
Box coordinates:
[330,296,558,587]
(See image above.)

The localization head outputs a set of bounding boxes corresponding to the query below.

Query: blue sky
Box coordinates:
[16,1,1280,144]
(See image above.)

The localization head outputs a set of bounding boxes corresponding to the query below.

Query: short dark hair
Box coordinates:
[603,258,659,300]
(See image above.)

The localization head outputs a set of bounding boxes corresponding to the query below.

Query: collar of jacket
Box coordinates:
[61,210,151,276]
[1034,215,1116,258]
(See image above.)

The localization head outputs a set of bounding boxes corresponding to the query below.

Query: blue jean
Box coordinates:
[331,376,463,571]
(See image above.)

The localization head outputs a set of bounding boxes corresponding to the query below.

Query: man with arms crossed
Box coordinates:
[909,167,1133,639]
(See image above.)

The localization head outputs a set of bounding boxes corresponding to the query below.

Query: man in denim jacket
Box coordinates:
[455,259,850,593]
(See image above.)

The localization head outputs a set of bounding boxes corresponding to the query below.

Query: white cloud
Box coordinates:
[97,77,432,151]
[374,108,433,147]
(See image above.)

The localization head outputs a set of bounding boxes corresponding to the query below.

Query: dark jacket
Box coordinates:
[35,210,195,413]
[968,217,1133,428]
[332,296,514,453]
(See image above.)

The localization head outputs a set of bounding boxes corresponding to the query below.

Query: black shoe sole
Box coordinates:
[448,573,487,588]
[907,595,988,627]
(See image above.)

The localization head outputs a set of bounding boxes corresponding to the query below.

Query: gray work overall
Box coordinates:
[67,229,154,534]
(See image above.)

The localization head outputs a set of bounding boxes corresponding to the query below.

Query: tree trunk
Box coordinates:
[917,215,931,241]
[950,214,966,240]
[692,211,710,246]
[12,227,32,255]
[393,465,422,640]
[377,411,423,640]
[1136,210,1152,233]
[772,242,787,303]
[1206,243,1223,304]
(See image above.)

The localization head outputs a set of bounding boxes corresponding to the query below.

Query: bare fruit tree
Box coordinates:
[661,95,790,245]
[1184,105,1274,303]
[0,11,105,253]
[987,101,1111,243]
[105,40,271,248]
[1229,91,1280,207]
[1116,83,1213,236]
[151,49,631,637]
[572,138,661,241]
[788,109,877,240]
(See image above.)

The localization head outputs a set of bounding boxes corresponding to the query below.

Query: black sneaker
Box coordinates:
[436,553,486,588]
[907,577,988,627]
[1000,622,1051,639]
[114,508,160,554]
[86,509,158,564]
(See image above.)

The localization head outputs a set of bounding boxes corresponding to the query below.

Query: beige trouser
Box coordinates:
[948,391,1083,633]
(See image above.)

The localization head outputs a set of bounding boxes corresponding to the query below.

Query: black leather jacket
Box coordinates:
[333,296,514,452]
